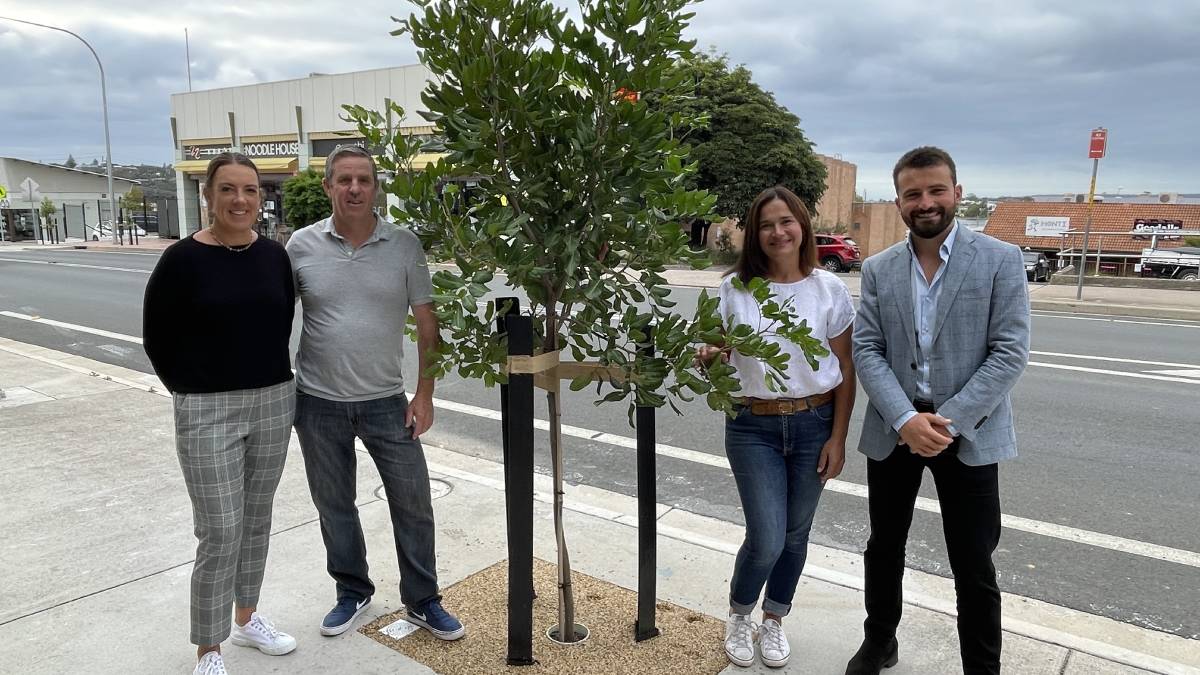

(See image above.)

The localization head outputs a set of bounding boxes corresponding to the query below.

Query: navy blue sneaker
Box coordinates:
[321,596,371,636]
[406,599,465,640]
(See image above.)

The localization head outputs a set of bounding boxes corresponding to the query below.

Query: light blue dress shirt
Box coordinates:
[893,223,960,435]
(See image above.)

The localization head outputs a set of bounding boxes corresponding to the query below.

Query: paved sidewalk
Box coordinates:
[0,237,174,252]
[1,338,1196,674]
[662,267,1200,321]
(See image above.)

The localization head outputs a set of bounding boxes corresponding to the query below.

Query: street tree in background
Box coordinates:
[119,186,144,214]
[64,155,77,168]
[281,169,331,230]
[646,50,827,221]
[346,0,827,644]
[39,196,57,220]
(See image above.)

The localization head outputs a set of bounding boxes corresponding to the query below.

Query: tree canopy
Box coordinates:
[647,51,827,221]
[346,0,825,415]
[282,169,332,229]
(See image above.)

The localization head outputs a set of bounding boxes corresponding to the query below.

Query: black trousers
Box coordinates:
[863,432,1003,675]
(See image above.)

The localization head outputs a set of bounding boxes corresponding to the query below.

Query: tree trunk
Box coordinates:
[546,388,576,641]
[544,306,577,642]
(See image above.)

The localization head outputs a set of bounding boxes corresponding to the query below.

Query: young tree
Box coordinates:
[281,169,332,229]
[347,0,826,643]
[646,51,827,220]
[64,154,77,169]
[120,186,145,213]
[39,196,57,219]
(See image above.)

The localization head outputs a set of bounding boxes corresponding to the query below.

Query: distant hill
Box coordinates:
[59,162,176,201]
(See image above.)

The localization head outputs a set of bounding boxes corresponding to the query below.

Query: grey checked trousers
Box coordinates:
[173,380,296,646]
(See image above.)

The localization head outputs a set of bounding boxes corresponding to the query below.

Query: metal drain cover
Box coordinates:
[373,478,452,502]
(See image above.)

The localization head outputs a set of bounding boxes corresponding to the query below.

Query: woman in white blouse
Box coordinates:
[698,186,857,670]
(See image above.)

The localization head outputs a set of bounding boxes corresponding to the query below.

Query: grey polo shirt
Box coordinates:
[286,215,433,402]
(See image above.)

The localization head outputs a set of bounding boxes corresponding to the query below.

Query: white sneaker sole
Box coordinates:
[725,645,755,667]
[761,651,790,668]
[320,599,372,637]
[230,633,297,656]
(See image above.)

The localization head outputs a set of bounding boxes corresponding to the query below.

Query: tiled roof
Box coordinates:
[983,202,1200,253]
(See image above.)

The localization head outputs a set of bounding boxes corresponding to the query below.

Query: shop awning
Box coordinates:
[174,160,211,174]
[174,157,299,174]
[307,152,447,172]
[253,158,298,173]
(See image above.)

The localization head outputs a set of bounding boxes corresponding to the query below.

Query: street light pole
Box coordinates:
[1,16,120,244]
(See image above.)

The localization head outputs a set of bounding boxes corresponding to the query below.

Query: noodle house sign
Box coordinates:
[184,141,301,160]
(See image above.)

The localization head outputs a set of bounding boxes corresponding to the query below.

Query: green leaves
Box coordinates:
[280,169,331,230]
[352,0,829,420]
[643,50,828,221]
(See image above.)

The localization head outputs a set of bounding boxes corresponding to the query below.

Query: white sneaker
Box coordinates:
[759,618,791,668]
[724,612,757,667]
[231,612,297,656]
[193,651,228,675]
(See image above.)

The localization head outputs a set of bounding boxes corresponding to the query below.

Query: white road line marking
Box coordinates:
[1030,313,1200,329]
[431,395,1200,569]
[0,257,150,274]
[1144,369,1200,378]
[0,312,143,344]
[1029,361,1200,385]
[1030,351,1200,370]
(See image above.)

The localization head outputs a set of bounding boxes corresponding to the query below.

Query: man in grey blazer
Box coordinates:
[846,147,1030,675]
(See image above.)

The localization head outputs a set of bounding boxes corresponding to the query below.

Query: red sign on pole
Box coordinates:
[1088,128,1107,159]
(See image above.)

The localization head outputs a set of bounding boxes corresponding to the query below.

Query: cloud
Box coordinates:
[1,0,1196,195]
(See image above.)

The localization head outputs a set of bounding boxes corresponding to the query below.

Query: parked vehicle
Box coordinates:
[816,234,861,272]
[84,221,146,241]
[1022,250,1051,282]
[1138,246,1200,281]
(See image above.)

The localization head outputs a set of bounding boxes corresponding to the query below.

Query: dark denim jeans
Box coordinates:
[294,391,440,609]
[726,402,833,616]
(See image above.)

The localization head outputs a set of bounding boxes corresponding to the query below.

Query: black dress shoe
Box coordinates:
[845,637,899,674]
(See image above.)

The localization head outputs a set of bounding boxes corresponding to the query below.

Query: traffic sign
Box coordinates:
[1088,128,1107,159]
[19,176,42,201]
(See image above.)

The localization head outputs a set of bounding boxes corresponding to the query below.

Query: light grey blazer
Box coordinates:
[852,226,1031,466]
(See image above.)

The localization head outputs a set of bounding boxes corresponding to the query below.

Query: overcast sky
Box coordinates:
[2,0,1197,197]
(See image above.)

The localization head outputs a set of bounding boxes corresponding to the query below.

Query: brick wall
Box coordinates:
[851,202,907,259]
[815,154,856,232]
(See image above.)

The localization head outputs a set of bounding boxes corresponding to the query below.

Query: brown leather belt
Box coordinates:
[737,391,834,415]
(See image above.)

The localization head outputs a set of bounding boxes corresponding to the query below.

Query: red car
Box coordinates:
[816,234,861,272]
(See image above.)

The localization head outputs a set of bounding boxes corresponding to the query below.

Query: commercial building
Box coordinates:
[850,201,906,259]
[0,157,138,241]
[169,65,438,234]
[984,202,1200,275]
[814,154,856,232]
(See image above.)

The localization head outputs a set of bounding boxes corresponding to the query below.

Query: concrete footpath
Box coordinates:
[1,337,1197,674]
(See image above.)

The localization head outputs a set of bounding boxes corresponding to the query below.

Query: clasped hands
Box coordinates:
[898,412,955,457]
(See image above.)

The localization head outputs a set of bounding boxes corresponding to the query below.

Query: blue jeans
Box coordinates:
[294,391,440,608]
[726,402,833,616]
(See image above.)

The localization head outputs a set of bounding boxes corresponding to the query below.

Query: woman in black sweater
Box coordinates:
[143,153,297,675]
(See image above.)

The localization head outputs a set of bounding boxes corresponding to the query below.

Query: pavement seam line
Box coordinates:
[0,342,168,397]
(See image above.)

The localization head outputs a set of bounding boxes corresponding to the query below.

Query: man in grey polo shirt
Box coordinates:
[286,145,464,641]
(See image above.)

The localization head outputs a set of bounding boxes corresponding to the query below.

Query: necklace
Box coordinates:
[207,227,256,252]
